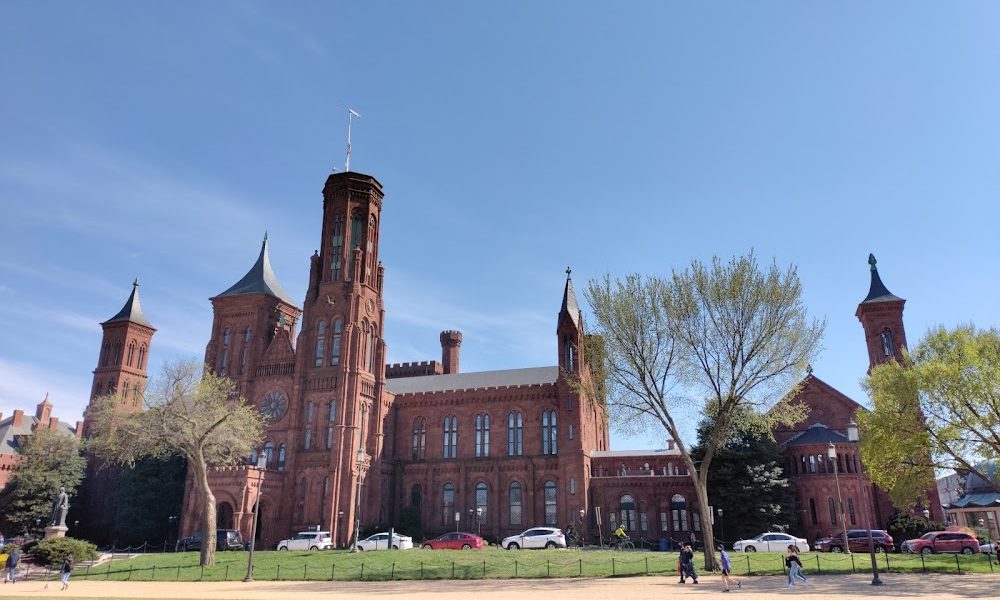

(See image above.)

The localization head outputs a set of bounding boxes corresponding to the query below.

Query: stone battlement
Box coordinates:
[385,360,443,379]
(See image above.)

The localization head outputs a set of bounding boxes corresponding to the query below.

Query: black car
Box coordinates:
[177,529,245,551]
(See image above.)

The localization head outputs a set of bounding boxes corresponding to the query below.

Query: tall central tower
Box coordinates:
[299,171,390,545]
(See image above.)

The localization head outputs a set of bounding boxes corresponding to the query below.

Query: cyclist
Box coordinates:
[611,525,627,549]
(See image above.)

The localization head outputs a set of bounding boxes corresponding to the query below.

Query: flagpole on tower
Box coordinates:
[345,108,360,172]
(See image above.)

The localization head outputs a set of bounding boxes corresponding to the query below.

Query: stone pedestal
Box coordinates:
[43,525,68,540]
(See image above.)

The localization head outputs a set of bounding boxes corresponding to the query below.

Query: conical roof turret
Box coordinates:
[214,233,297,306]
[103,279,154,328]
[860,254,904,304]
[559,267,582,328]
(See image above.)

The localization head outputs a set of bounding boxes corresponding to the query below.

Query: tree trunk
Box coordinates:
[192,450,217,567]
[693,478,718,571]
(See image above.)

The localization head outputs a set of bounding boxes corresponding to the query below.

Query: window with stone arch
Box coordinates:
[366,214,377,283]
[828,497,837,525]
[543,480,558,526]
[620,494,637,531]
[809,498,818,525]
[848,498,857,525]
[102,342,111,367]
[563,335,576,372]
[507,411,523,456]
[348,211,364,281]
[330,213,345,281]
[671,494,688,531]
[320,476,330,519]
[263,441,274,468]
[658,500,670,532]
[218,329,230,375]
[442,415,457,458]
[881,328,895,357]
[114,342,122,366]
[475,481,488,524]
[509,481,523,525]
[411,484,422,509]
[542,410,557,455]
[441,482,455,526]
[475,413,490,457]
[315,320,326,367]
[411,417,426,460]
[137,344,146,369]
[297,478,307,500]
[330,318,343,366]
[365,322,376,372]
[126,341,136,367]
[277,443,286,471]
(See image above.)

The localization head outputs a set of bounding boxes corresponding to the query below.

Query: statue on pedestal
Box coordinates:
[50,486,69,528]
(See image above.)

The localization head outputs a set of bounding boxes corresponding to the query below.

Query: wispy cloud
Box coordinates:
[0,358,91,423]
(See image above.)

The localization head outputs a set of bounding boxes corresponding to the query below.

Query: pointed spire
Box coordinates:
[861,253,903,304]
[104,278,154,328]
[214,233,297,306]
[559,267,581,328]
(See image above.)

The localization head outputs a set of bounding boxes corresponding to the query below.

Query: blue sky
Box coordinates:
[1,1,998,449]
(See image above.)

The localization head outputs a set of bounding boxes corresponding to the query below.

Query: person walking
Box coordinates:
[717,543,740,592]
[59,554,73,591]
[784,546,807,588]
[5,547,20,583]
[679,543,699,584]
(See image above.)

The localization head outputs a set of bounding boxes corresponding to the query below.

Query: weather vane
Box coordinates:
[345,108,360,172]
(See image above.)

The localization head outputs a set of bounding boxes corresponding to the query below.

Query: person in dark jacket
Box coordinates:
[60,555,73,591]
[5,548,20,583]
[678,543,698,584]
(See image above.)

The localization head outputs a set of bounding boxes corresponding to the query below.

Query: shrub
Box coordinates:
[30,537,97,567]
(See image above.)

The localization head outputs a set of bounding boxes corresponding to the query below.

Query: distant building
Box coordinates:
[942,463,998,540]
[0,395,83,489]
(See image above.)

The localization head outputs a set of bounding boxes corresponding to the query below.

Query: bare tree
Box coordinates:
[585,253,824,568]
[88,360,265,566]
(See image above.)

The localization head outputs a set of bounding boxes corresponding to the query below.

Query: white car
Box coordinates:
[277,531,333,551]
[732,532,809,553]
[502,527,566,549]
[981,541,996,554]
[355,532,414,551]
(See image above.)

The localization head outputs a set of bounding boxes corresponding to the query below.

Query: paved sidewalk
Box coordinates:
[0,573,995,599]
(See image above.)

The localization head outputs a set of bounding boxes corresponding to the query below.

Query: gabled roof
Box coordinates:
[782,423,849,447]
[559,268,581,328]
[103,279,154,328]
[214,234,297,306]
[0,415,79,456]
[387,366,559,395]
[798,373,864,411]
[861,254,904,304]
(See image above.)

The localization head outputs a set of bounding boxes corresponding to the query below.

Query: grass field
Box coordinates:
[48,548,998,582]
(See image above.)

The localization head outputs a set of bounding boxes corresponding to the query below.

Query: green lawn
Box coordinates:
[58,548,998,582]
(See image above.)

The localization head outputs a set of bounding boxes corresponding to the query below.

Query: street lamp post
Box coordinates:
[716,508,725,549]
[922,508,930,520]
[454,511,460,533]
[828,442,851,554]
[476,507,482,537]
[578,508,586,547]
[848,420,883,586]
[337,511,344,548]
[351,448,368,552]
[243,454,267,582]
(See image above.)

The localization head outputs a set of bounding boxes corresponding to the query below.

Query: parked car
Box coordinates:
[355,532,414,551]
[980,540,995,554]
[502,527,566,550]
[903,531,980,554]
[277,531,333,551]
[732,532,809,553]
[177,529,245,552]
[421,532,484,550]
[813,529,894,553]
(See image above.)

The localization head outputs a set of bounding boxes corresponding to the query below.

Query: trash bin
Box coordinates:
[659,538,669,552]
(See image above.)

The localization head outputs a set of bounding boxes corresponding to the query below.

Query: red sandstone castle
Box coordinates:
[83,170,940,548]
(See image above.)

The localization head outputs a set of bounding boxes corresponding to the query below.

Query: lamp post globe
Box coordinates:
[923,509,930,520]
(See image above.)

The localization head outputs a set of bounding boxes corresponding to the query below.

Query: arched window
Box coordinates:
[476,482,488,524]
[326,424,334,449]
[348,212,364,281]
[848,498,857,525]
[239,327,252,375]
[277,444,286,471]
[263,442,274,468]
[442,416,457,458]
[619,494,636,531]
[113,342,122,365]
[563,335,576,372]
[543,480,558,525]
[658,500,670,532]
[829,497,837,525]
[411,484,422,508]
[132,382,141,406]
[314,320,326,367]
[126,341,135,367]
[306,401,314,423]
[102,342,111,367]
[366,215,377,283]
[809,498,818,525]
[568,424,574,440]
[331,214,345,281]
[442,483,454,526]
[365,323,376,372]
[330,319,343,366]
[817,454,827,473]
[569,478,576,495]
[297,478,307,499]
[808,455,816,473]
[218,329,230,375]
[321,476,329,516]
[411,418,427,460]
[881,328,895,357]
[671,494,688,531]
[509,481,522,525]
[304,428,312,450]
[328,399,336,422]
[137,344,146,369]
[507,411,523,456]
[542,410,557,455]
[475,413,490,457]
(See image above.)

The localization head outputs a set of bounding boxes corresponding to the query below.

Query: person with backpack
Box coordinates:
[5,547,20,583]
[60,554,74,591]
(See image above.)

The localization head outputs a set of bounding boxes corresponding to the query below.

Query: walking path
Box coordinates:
[1,573,994,599]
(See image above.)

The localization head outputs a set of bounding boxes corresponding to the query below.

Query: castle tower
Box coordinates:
[87,280,156,424]
[440,330,462,374]
[855,254,908,370]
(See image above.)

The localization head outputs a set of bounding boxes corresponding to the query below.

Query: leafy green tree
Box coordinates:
[584,252,824,568]
[858,325,1000,507]
[885,512,947,549]
[110,456,186,546]
[0,428,86,534]
[691,418,799,544]
[88,360,265,566]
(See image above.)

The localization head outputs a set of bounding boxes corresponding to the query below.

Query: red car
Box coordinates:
[421,532,484,550]
[903,531,980,555]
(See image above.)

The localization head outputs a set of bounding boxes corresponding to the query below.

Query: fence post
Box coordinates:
[420,561,424,579]
[745,555,751,576]
[152,564,156,581]
[391,562,395,580]
[452,561,455,579]
[883,551,890,572]
[816,554,820,573]
[547,560,550,577]
[612,557,616,576]
[987,553,994,573]
[331,563,335,581]
[85,565,91,580]
[920,552,926,573]
[176,565,180,580]
[781,555,786,574]
[277,564,281,580]
[224,565,229,581]
[128,564,133,581]
[360,562,364,581]
[851,553,856,573]
[304,564,307,580]
[514,560,518,577]
[645,556,649,575]
[955,554,961,574]
[107,562,112,580]
[579,558,582,577]
[200,565,204,581]
[483,560,486,578]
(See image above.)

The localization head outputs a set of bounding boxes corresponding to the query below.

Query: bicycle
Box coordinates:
[611,536,635,551]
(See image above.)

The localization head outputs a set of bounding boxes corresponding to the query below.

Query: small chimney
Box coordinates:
[75,420,84,438]
[12,409,24,427]
[440,330,463,375]
[49,416,60,431]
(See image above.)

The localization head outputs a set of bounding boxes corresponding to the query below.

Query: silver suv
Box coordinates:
[277,531,333,551]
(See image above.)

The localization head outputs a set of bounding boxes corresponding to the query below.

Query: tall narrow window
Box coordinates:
[442,483,455,526]
[328,399,336,422]
[569,478,576,495]
[366,215,376,284]
[114,342,121,365]
[306,401,314,423]
[881,328,895,357]
[219,329,230,375]
[475,413,490,457]
[411,418,427,460]
[475,482,488,524]
[443,415,457,458]
[507,411,523,456]
[348,212,364,281]
[671,494,688,531]
[137,344,146,369]
[829,497,837,525]
[331,214,345,281]
[326,425,334,449]
[620,494,636,531]
[102,343,111,367]
[239,327,251,375]
[277,444,286,471]
[126,341,135,367]
[315,320,326,367]
[809,498,818,525]
[543,480,558,525]
[542,410,557,455]
[564,336,576,372]
[330,319,342,366]
[304,428,312,450]
[509,481,522,525]
[263,442,274,468]
[321,476,329,515]
[659,501,669,532]
[848,498,857,525]
[365,324,376,372]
